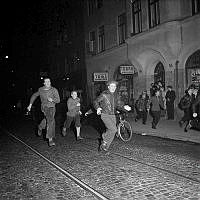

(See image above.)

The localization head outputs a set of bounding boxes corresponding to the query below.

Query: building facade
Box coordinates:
[83,0,200,106]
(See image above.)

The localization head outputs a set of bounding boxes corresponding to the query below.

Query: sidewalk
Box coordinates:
[128,114,200,144]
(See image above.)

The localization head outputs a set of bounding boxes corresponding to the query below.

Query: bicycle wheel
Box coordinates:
[118,120,132,142]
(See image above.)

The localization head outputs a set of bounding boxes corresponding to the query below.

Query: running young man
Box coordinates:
[94,81,131,152]
[27,77,60,146]
[62,91,83,140]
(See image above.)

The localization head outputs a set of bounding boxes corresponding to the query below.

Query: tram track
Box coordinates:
[80,140,200,184]
[3,129,110,200]
[2,126,200,200]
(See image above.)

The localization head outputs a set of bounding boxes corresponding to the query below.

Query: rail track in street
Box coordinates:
[2,127,200,200]
[3,129,109,200]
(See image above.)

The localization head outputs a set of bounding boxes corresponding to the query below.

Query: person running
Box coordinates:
[27,77,60,146]
[94,81,131,152]
[62,91,83,140]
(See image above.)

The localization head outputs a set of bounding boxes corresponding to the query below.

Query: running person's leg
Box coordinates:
[100,113,117,151]
[74,114,83,140]
[62,115,73,136]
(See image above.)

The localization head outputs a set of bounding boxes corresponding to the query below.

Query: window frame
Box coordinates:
[98,25,105,52]
[148,0,160,29]
[131,0,142,35]
[192,0,200,15]
[118,12,127,44]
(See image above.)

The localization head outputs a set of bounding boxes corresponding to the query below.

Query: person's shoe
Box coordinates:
[77,136,84,140]
[184,127,188,132]
[99,142,108,152]
[49,140,56,147]
[142,122,146,125]
[38,129,42,136]
[62,128,67,137]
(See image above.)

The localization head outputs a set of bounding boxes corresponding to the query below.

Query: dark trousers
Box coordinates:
[151,110,161,128]
[136,110,147,124]
[166,103,174,119]
[180,108,192,128]
[63,114,81,128]
[39,107,56,139]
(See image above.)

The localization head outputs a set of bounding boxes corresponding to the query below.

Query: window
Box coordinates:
[98,25,105,52]
[148,0,160,28]
[89,31,96,52]
[118,13,127,44]
[87,0,96,16]
[131,0,142,35]
[97,0,103,9]
[192,0,200,15]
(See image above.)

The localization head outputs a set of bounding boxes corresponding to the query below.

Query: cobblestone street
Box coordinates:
[1,116,200,200]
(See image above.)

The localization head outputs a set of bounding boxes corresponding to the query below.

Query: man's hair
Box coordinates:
[71,90,77,95]
[43,77,51,81]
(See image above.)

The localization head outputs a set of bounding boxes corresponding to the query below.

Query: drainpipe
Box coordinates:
[175,60,179,102]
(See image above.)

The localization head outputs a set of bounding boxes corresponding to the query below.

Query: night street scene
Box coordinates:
[1,0,200,199]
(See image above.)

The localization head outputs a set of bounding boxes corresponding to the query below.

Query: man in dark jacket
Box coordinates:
[165,85,176,120]
[178,86,194,132]
[94,81,131,152]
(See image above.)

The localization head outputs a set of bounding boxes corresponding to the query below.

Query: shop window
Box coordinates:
[154,62,165,88]
[186,49,200,86]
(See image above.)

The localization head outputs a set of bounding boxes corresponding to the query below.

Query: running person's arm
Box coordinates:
[27,91,39,111]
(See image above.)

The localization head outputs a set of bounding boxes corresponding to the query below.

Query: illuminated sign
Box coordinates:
[93,72,108,81]
[120,66,135,74]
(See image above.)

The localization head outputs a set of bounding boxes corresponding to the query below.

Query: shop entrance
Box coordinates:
[154,62,165,88]
[185,49,200,87]
[114,65,136,105]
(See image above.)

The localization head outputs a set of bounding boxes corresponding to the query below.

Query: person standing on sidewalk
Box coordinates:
[62,91,83,140]
[94,81,131,152]
[27,77,60,146]
[135,91,149,124]
[165,85,176,120]
[148,89,164,129]
[178,86,194,132]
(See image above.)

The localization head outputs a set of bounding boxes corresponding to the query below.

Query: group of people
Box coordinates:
[178,84,200,132]
[27,77,200,151]
[134,82,176,129]
[27,77,84,147]
[27,77,131,150]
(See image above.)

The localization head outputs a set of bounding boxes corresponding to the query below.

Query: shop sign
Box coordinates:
[93,72,108,81]
[120,66,134,74]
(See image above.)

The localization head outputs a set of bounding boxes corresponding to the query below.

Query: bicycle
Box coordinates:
[116,111,133,142]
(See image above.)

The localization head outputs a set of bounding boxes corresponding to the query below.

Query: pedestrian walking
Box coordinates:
[135,91,149,124]
[178,85,194,132]
[27,77,60,146]
[148,89,164,129]
[62,91,83,140]
[94,81,131,152]
[165,85,176,120]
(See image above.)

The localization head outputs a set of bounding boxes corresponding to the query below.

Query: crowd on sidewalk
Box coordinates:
[134,81,200,134]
